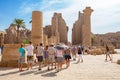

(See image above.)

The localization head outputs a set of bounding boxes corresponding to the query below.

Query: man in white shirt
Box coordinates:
[26,41,34,70]
[48,43,56,70]
[37,43,44,70]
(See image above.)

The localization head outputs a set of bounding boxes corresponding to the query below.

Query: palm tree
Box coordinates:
[12,18,26,43]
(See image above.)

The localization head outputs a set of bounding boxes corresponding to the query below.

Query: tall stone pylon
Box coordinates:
[51,13,68,44]
[82,7,93,46]
[32,11,43,45]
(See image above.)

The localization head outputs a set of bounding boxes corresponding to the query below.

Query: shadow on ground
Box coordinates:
[0,70,19,76]
[41,72,57,77]
[19,70,35,75]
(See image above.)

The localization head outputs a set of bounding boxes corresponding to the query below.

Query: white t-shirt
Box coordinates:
[56,49,63,57]
[26,45,34,56]
[37,46,44,56]
[48,47,56,55]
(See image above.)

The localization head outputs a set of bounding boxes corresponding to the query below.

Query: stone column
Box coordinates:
[56,31,60,44]
[32,11,43,45]
[43,34,48,46]
[83,7,93,46]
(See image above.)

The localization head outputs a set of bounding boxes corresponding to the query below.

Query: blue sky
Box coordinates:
[0,0,120,42]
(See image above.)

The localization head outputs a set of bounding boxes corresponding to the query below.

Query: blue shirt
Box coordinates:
[18,48,25,57]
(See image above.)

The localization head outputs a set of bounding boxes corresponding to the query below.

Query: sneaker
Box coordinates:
[73,58,76,61]
[48,67,50,71]
[105,59,107,62]
[38,68,41,70]
[56,69,59,72]
[54,66,56,69]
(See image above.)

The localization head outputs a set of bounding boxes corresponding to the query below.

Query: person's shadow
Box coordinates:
[73,61,79,64]
[34,69,48,75]
[20,70,35,75]
[41,71,57,77]
[0,70,19,76]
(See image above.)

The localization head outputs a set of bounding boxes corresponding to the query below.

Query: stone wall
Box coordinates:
[43,25,52,38]
[51,13,68,44]
[0,44,27,67]
[4,25,31,44]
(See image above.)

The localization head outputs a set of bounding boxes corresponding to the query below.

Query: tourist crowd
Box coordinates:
[18,41,84,72]
[18,41,112,72]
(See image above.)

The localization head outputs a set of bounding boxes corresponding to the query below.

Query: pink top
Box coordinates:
[56,50,63,57]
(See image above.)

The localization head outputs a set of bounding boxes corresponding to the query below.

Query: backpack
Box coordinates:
[78,47,82,54]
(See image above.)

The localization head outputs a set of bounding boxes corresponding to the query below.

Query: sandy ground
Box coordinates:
[0,52,120,80]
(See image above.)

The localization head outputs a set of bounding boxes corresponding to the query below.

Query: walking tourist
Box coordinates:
[64,48,71,68]
[0,45,4,54]
[0,47,1,55]
[18,44,26,71]
[55,44,64,72]
[48,43,56,70]
[37,43,44,70]
[105,45,112,62]
[26,41,34,70]
[33,45,38,63]
[43,45,49,70]
[77,45,83,63]
[71,46,77,61]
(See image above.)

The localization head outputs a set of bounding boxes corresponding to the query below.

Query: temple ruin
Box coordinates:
[43,12,68,45]
[72,7,93,46]
[1,7,120,67]
[4,25,31,44]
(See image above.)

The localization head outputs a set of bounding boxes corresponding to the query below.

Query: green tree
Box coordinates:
[12,18,26,43]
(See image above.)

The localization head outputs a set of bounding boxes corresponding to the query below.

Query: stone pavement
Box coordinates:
[0,54,120,80]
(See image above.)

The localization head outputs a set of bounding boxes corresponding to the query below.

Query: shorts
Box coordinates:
[64,54,71,60]
[44,58,49,64]
[56,57,63,63]
[37,56,43,62]
[78,54,82,58]
[27,56,33,63]
[18,57,25,64]
[72,52,76,55]
[106,51,110,54]
[49,54,55,62]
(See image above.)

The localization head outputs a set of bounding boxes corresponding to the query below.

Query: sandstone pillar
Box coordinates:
[83,7,93,46]
[43,34,48,46]
[56,31,60,44]
[32,11,43,45]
